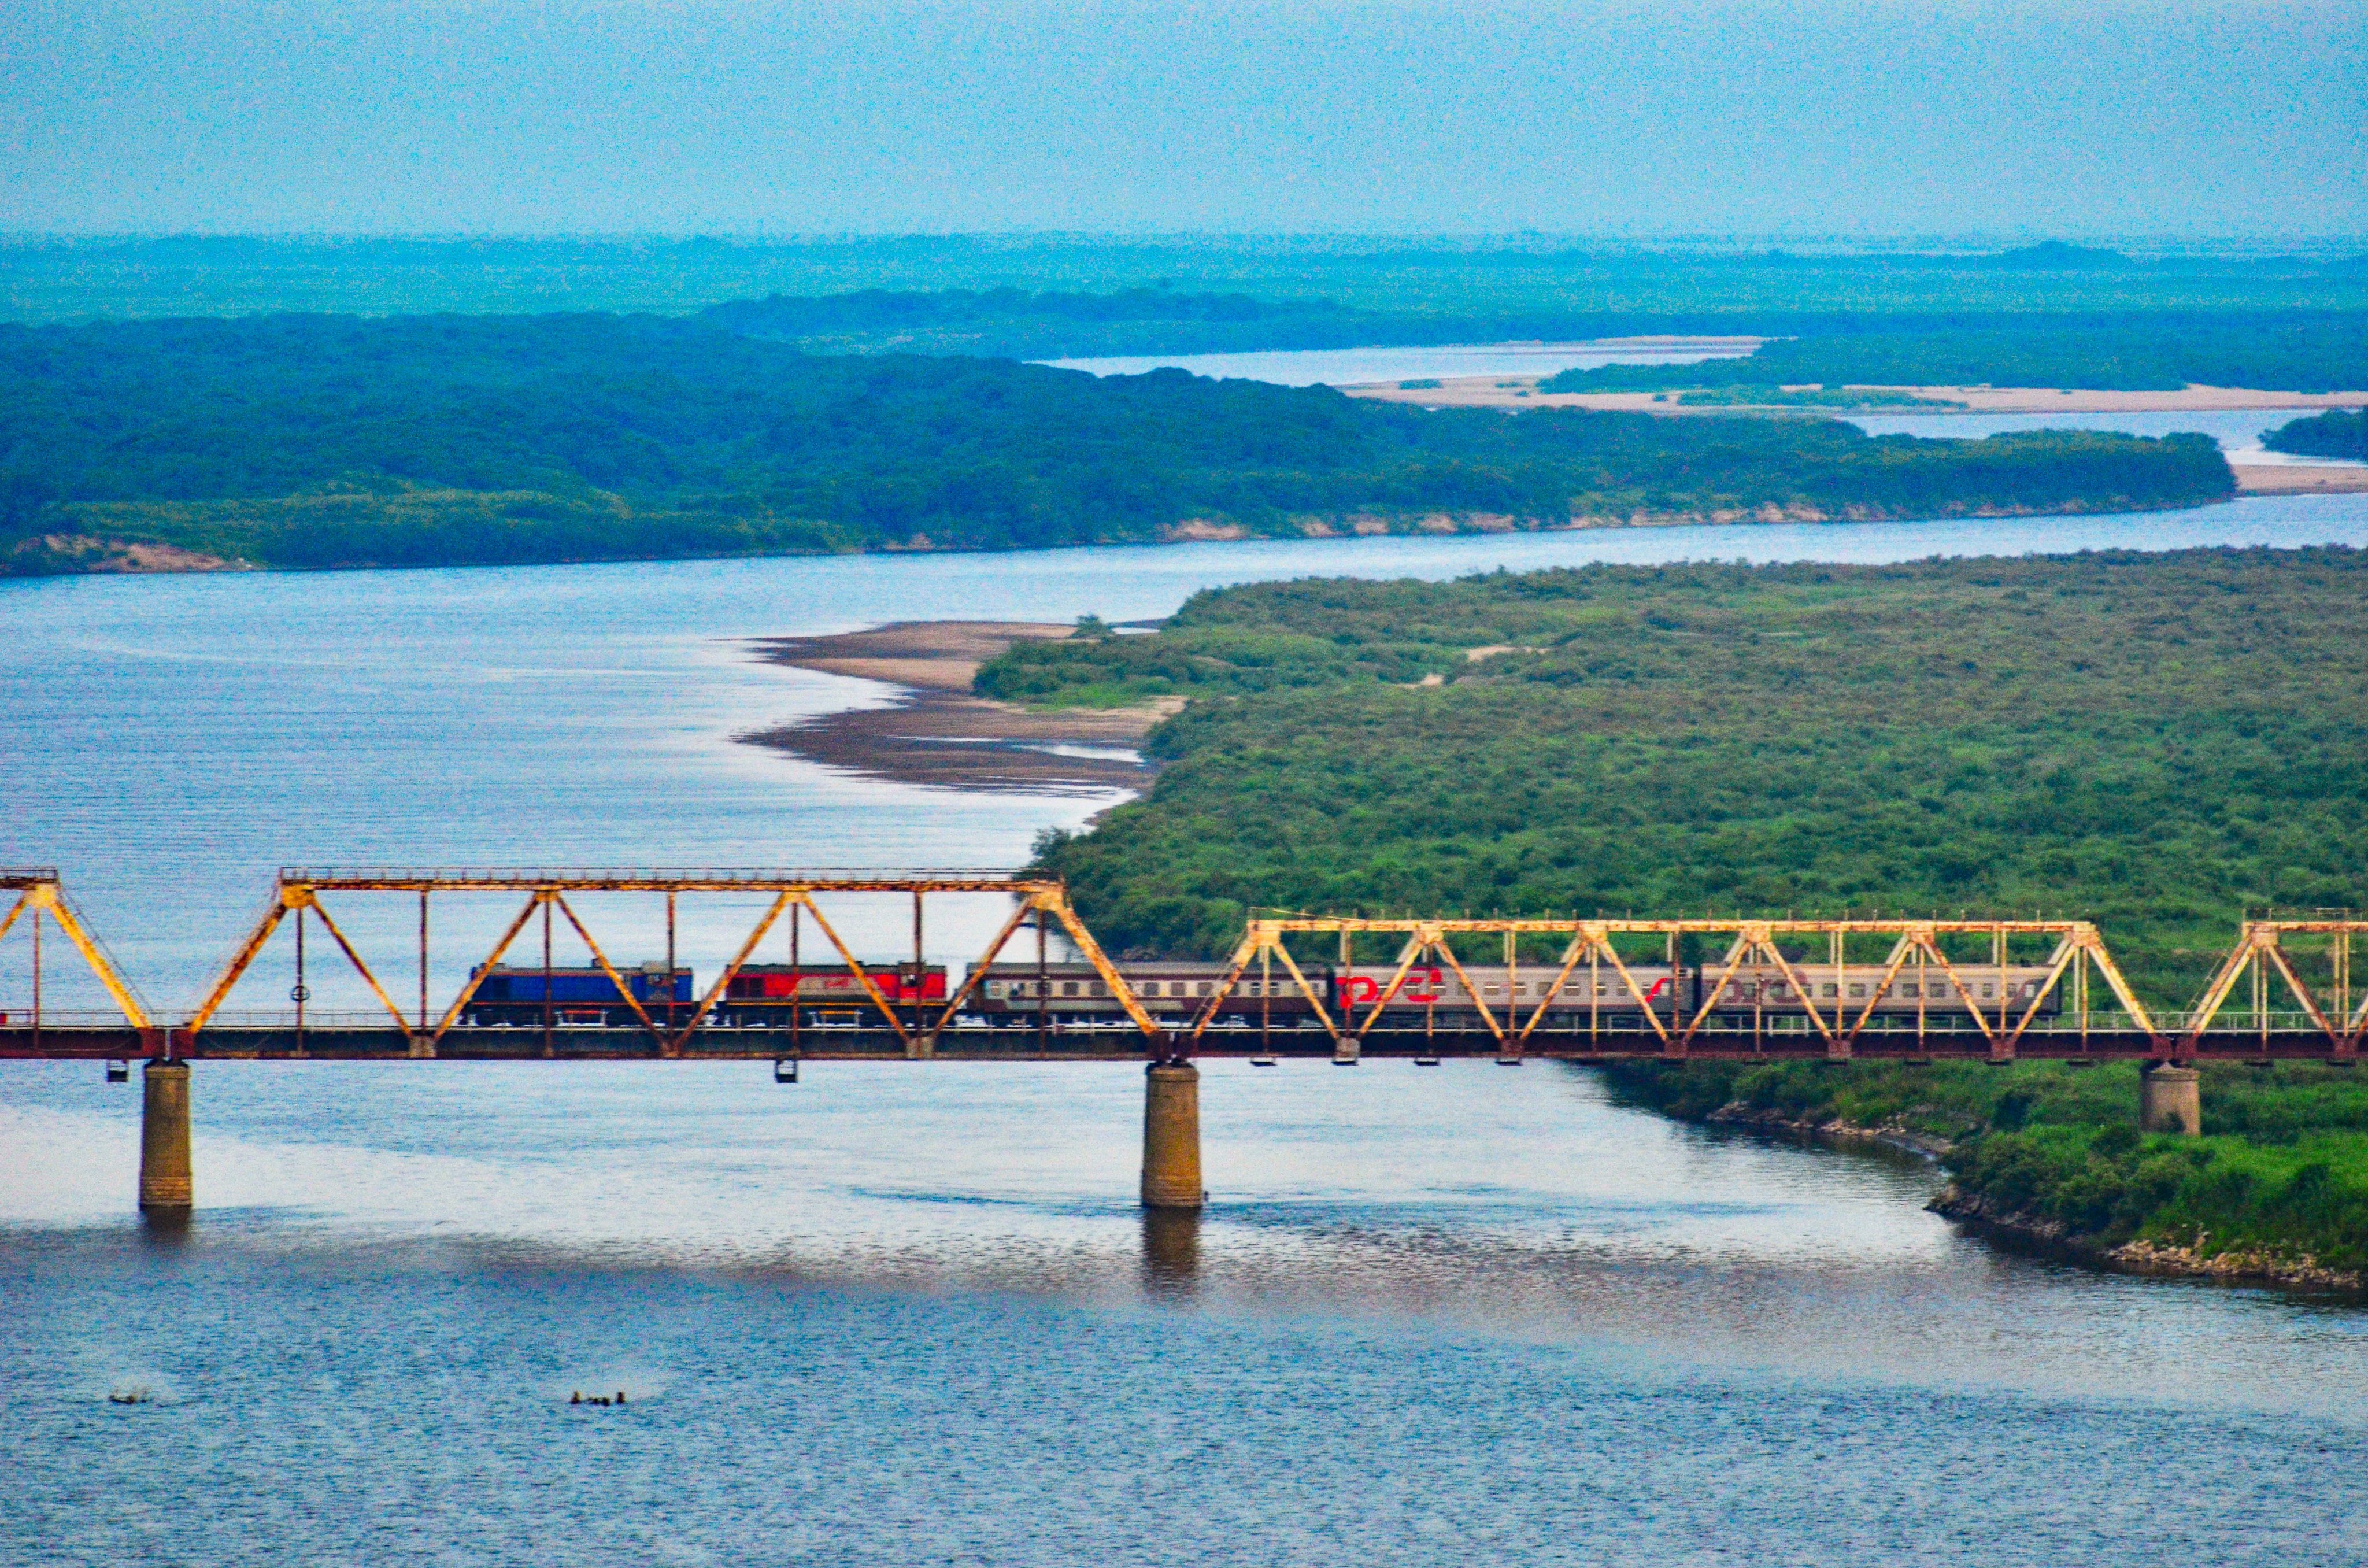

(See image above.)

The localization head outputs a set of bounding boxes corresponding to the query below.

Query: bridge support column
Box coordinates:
[138,1060,193,1215]
[2140,1064,2201,1136]
[1141,1063,1204,1211]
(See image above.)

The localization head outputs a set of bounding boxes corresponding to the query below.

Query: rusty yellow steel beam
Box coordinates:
[550,893,670,1055]
[1255,915,2109,936]
[293,889,416,1044]
[280,868,1041,894]
[2,882,154,1031]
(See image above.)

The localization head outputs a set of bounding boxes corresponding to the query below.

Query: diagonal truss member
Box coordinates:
[2181,919,2368,1059]
[1183,915,2158,1060]
[184,869,1166,1056]
[0,870,153,1033]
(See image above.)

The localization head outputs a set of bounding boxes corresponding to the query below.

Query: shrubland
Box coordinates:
[986,548,2368,1279]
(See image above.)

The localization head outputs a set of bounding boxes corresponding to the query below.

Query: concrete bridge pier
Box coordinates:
[1141,1062,1204,1211]
[2140,1064,2202,1136]
[138,1060,194,1216]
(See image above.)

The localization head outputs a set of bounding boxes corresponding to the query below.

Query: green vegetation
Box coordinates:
[0,315,2229,574]
[993,548,2368,1278]
[1600,1059,2368,1277]
[1543,316,2368,395]
[2264,409,2368,461]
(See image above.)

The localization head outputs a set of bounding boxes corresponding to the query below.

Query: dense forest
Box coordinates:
[1541,315,2368,395]
[0,313,2229,574]
[992,548,2368,1276]
[2264,409,2368,460]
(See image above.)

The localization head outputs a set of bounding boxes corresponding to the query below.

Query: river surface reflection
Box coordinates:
[6,501,2368,1562]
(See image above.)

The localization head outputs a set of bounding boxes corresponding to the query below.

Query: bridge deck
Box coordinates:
[0,1024,2345,1063]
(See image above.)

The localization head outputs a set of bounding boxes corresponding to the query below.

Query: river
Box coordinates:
[6,499,2368,1563]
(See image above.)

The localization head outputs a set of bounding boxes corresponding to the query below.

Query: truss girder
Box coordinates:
[178,871,1167,1057]
[1184,915,2162,1061]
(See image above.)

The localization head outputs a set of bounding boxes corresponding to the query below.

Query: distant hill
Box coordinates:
[1981,242,2133,271]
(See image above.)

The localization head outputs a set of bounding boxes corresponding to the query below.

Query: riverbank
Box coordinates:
[12,483,2248,579]
[744,621,1170,794]
[1601,1059,2368,1296]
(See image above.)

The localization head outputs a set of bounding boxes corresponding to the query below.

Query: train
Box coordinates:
[970,959,2062,1031]
[463,954,2060,1033]
[462,961,945,1028]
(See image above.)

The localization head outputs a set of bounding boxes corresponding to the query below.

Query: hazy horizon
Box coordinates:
[6,0,2361,239]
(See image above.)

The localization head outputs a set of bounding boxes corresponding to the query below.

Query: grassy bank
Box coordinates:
[1599,1059,2368,1282]
[983,548,2368,1281]
[0,313,2232,575]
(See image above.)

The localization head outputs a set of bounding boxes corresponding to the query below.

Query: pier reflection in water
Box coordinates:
[1141,1208,1202,1293]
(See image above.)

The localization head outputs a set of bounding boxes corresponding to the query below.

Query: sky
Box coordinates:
[2,0,2362,238]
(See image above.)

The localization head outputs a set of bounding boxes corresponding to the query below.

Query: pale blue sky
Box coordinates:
[3,0,2360,236]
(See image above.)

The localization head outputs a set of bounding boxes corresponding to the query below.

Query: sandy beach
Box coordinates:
[1346,376,2368,415]
[744,621,1173,794]
[2232,463,2368,494]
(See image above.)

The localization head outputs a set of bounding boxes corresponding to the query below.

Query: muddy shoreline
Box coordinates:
[743,620,1175,796]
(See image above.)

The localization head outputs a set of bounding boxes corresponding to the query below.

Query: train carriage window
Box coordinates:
[1981,983,1995,999]
[1062,982,1079,997]
[1931,983,1949,1000]
[1901,984,1919,999]
[1141,982,1161,997]
[1091,983,1106,997]
[1849,983,1865,998]
[1821,984,1837,998]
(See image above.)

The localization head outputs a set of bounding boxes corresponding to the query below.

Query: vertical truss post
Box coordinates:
[417,891,430,1036]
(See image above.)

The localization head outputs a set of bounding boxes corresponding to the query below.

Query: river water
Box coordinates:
[8,497,2368,1563]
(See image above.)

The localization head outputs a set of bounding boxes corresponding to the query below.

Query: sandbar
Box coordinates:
[2232,464,2368,495]
[1345,376,2368,416]
[743,621,1175,796]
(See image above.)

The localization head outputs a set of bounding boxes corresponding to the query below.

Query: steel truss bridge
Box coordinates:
[3,867,2364,1067]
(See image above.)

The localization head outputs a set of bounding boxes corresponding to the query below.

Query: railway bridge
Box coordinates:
[3,867,2362,1218]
